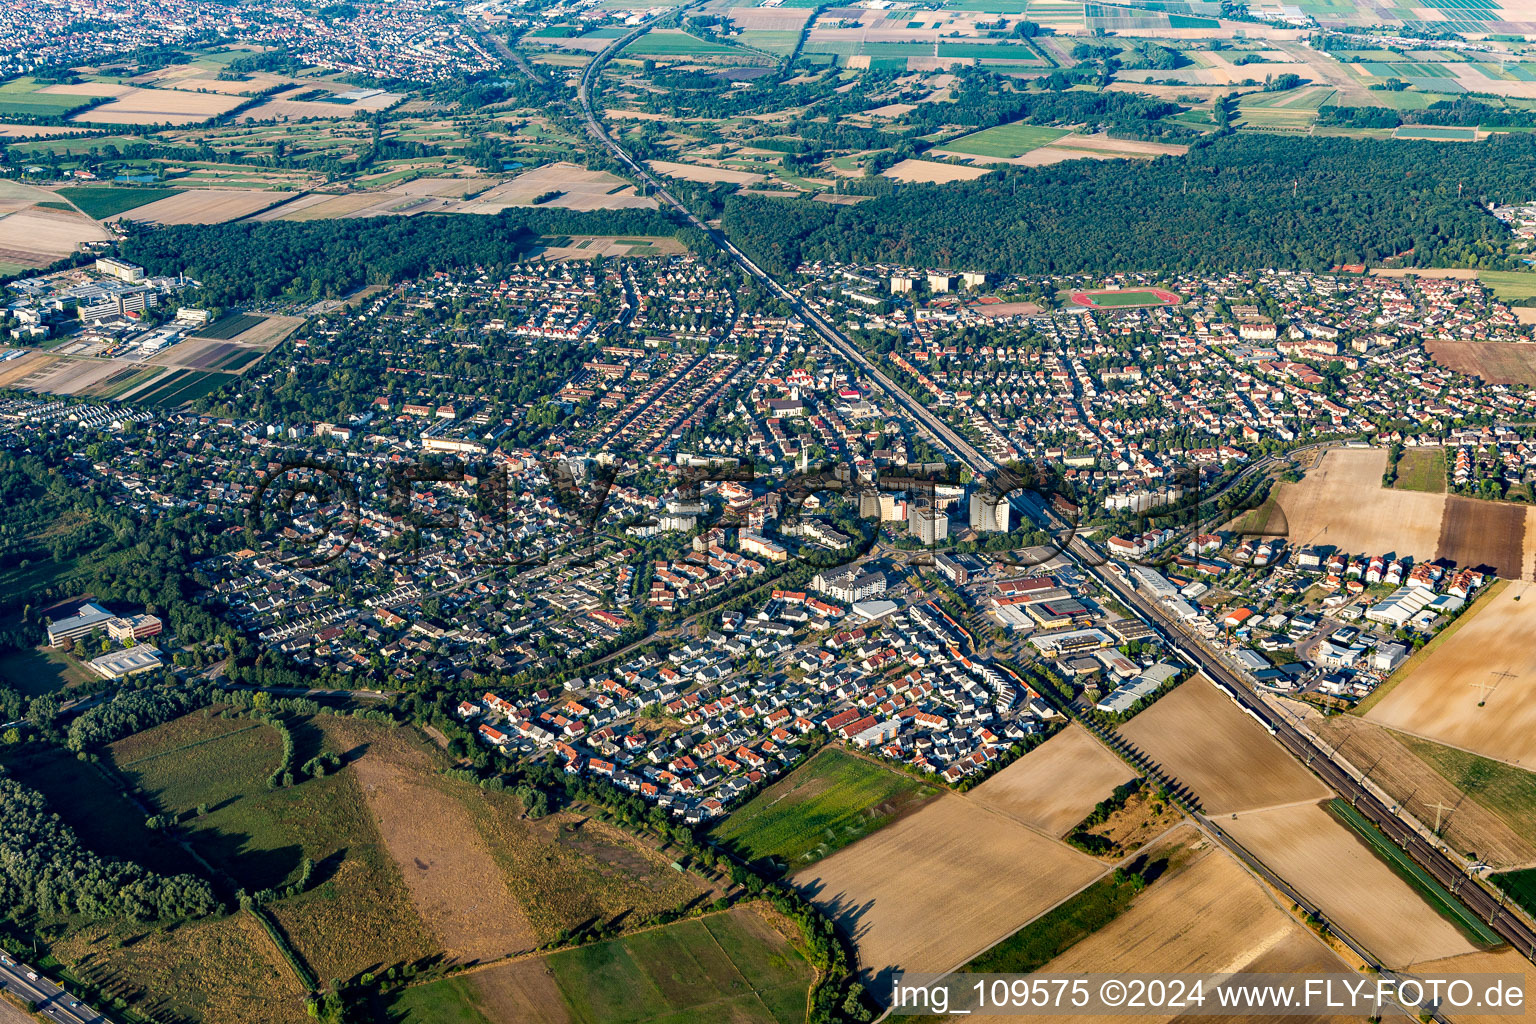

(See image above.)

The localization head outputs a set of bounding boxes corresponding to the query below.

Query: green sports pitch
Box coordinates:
[1070,287,1183,307]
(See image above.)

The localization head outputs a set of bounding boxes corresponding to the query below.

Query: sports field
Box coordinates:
[1069,288,1182,308]
[941,123,1071,159]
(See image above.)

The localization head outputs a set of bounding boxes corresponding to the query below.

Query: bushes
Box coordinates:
[66,687,210,751]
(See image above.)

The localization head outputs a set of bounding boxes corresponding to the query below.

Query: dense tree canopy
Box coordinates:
[724,133,1536,276]
[122,208,678,306]
[0,768,219,921]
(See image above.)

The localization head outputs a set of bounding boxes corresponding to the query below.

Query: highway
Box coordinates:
[576,24,1536,969]
[0,957,112,1024]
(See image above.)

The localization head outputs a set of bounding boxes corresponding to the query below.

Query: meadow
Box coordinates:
[709,747,939,869]
[1392,447,1446,492]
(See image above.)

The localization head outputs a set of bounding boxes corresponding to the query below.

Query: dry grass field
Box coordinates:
[274,192,394,221]
[1224,802,1477,967]
[336,720,539,964]
[1119,676,1330,814]
[52,913,310,1024]
[647,159,766,185]
[969,723,1137,836]
[794,792,1104,999]
[880,158,991,183]
[1367,580,1536,767]
[1299,703,1536,869]
[1263,446,1447,559]
[124,188,298,225]
[1426,339,1536,388]
[67,86,243,125]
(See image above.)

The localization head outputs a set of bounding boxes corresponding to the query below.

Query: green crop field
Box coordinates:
[389,907,813,1024]
[128,368,236,409]
[1328,799,1501,945]
[1392,447,1446,492]
[55,185,183,220]
[0,78,92,117]
[943,123,1070,158]
[1393,126,1478,140]
[1480,269,1536,301]
[709,747,939,869]
[195,313,267,339]
[624,31,747,56]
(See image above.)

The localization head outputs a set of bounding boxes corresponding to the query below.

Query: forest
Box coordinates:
[0,767,220,922]
[121,207,678,306]
[723,133,1536,276]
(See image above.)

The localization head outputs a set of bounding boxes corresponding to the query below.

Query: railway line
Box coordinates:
[573,23,1536,972]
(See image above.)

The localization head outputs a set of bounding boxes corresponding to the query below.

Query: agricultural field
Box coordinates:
[1299,704,1536,868]
[0,181,110,267]
[194,313,267,340]
[622,30,754,57]
[54,184,184,220]
[123,188,299,225]
[65,85,243,125]
[1425,338,1536,388]
[937,123,1071,159]
[968,723,1136,836]
[881,158,992,183]
[1118,676,1330,814]
[0,77,93,117]
[1367,581,1536,766]
[1393,447,1446,492]
[1035,834,1350,980]
[126,368,237,408]
[1223,800,1484,966]
[709,747,941,869]
[459,163,656,212]
[1256,446,1447,560]
[647,159,766,185]
[388,904,814,1024]
[1479,268,1536,302]
[794,791,1104,999]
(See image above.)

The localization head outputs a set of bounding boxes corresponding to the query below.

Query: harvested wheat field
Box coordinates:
[970,722,1136,836]
[1260,446,1446,559]
[1367,581,1536,767]
[0,207,108,265]
[70,87,242,125]
[647,159,765,185]
[274,192,392,221]
[1224,802,1477,967]
[462,162,656,211]
[880,158,992,183]
[1426,339,1536,389]
[795,792,1104,1000]
[1119,676,1330,814]
[337,721,538,963]
[1411,948,1535,1024]
[1296,701,1536,869]
[124,188,297,225]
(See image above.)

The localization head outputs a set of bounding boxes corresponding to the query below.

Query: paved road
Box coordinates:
[577,18,1536,969]
[0,959,112,1024]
